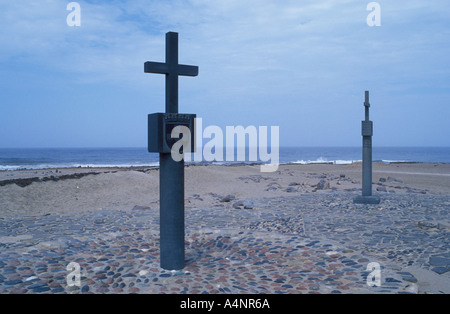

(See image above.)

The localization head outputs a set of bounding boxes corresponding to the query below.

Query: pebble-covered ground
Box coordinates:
[1,192,449,294]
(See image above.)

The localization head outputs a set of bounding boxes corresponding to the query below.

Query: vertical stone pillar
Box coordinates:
[354,91,380,204]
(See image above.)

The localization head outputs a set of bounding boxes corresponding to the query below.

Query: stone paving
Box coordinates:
[0,192,449,294]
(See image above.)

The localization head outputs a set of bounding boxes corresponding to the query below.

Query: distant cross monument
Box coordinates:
[145,32,198,270]
[354,91,381,204]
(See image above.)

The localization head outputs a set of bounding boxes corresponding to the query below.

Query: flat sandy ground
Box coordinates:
[0,162,449,295]
[0,162,449,217]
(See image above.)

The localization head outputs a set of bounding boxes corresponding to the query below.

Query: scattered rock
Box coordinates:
[429,256,450,267]
[431,267,449,275]
[237,175,270,183]
[438,221,450,230]
[376,186,387,192]
[208,192,222,199]
[94,218,106,225]
[139,270,149,276]
[232,200,254,209]
[428,254,450,274]
[387,176,403,183]
[398,272,418,283]
[0,172,101,188]
[379,178,386,183]
[233,201,244,209]
[220,195,236,203]
[191,194,203,201]
[266,182,281,191]
[316,180,326,190]
[315,179,330,191]
[132,205,152,211]
[403,283,418,294]
[285,187,297,193]
[418,221,437,229]
[243,201,255,209]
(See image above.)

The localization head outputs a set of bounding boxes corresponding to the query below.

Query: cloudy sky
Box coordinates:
[0,0,449,148]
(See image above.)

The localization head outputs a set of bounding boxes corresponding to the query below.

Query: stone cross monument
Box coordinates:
[354,91,381,204]
[145,32,199,270]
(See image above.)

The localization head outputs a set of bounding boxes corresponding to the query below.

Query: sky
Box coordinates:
[0,0,449,148]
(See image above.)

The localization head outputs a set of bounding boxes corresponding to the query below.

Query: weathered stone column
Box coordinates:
[354,91,380,205]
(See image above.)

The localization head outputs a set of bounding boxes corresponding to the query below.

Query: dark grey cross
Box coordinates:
[145,32,198,113]
[144,32,199,270]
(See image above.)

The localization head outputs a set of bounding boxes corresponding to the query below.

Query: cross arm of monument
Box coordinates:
[144,62,199,77]
[364,90,371,121]
[364,90,370,107]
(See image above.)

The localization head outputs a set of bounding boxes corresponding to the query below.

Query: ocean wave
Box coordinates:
[289,159,360,165]
[381,160,411,164]
[334,160,361,165]
[0,165,24,171]
[71,163,160,168]
[0,162,160,171]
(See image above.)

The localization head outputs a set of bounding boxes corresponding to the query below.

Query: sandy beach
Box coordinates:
[0,162,449,217]
[0,162,449,295]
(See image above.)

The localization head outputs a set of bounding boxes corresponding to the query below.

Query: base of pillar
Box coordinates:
[353,195,381,205]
